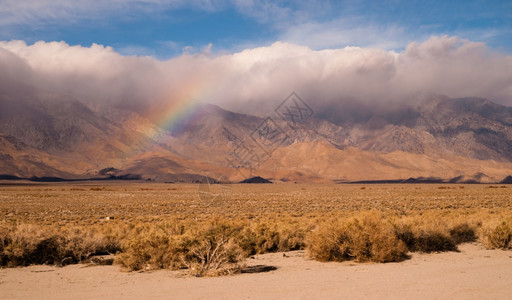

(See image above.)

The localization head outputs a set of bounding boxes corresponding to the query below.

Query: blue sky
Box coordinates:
[1,0,511,58]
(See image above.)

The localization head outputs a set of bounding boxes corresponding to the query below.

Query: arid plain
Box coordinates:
[1,182,512,299]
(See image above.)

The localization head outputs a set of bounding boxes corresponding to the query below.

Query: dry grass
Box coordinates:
[0,182,511,274]
[1,183,511,224]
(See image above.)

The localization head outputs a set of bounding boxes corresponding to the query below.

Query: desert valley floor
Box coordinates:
[1,182,511,299]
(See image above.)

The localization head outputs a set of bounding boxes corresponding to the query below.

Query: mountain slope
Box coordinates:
[1,86,512,183]
[0,84,161,176]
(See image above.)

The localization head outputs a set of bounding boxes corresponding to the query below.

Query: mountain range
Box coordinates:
[1,84,512,183]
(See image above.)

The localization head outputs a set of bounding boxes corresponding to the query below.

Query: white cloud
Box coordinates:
[279,18,410,50]
[0,36,511,119]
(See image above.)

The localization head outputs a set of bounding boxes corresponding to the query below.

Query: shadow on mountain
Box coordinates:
[239,176,272,183]
[500,176,512,184]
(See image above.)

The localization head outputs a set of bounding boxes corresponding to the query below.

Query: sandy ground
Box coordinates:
[1,243,511,300]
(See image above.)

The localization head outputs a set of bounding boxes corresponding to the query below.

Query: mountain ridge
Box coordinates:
[1,86,512,183]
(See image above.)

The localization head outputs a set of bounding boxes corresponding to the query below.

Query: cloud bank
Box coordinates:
[1,36,511,118]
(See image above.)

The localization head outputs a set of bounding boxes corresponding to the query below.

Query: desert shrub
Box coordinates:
[350,216,408,262]
[236,226,257,256]
[307,214,408,263]
[277,225,307,252]
[251,223,280,254]
[393,218,458,253]
[115,217,308,274]
[449,223,477,244]
[0,224,120,267]
[0,242,5,265]
[485,221,512,249]
[236,219,308,256]
[413,232,457,252]
[393,223,415,250]
[115,221,191,271]
[0,225,11,266]
[307,219,352,262]
[1,224,58,266]
[115,232,187,271]
[183,223,245,277]
[59,227,120,264]
[3,209,509,275]
[115,220,246,276]
[29,236,64,265]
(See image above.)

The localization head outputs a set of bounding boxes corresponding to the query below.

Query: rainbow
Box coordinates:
[152,84,208,134]
[115,74,224,164]
[140,78,218,146]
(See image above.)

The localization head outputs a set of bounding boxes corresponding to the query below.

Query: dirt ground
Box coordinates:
[1,243,511,300]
